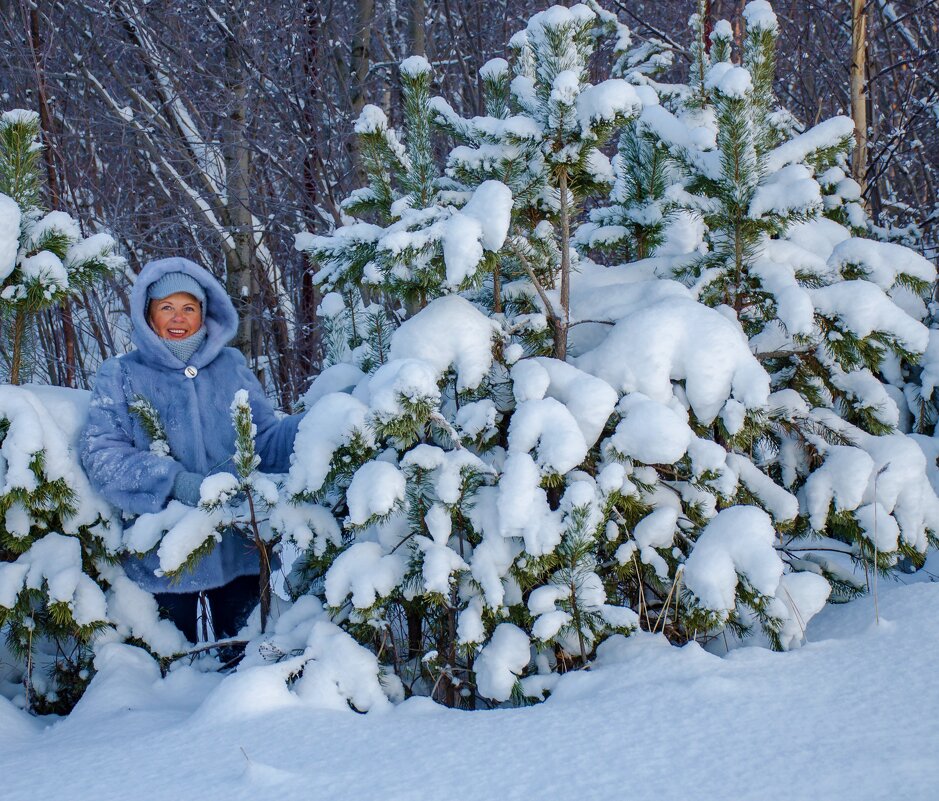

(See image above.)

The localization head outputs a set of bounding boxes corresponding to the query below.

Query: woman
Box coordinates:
[80,257,302,644]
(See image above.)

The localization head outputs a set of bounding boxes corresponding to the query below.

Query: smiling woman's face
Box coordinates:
[148,292,203,340]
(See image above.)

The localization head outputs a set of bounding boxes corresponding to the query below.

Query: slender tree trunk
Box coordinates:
[28,4,77,386]
[223,9,255,359]
[255,265,295,404]
[27,6,60,206]
[446,595,457,707]
[42,308,63,384]
[299,2,325,378]
[409,0,425,57]
[406,602,423,659]
[851,0,869,204]
[10,310,26,385]
[555,170,571,361]
[247,493,271,633]
[348,0,375,177]
[81,289,111,364]
[492,260,502,314]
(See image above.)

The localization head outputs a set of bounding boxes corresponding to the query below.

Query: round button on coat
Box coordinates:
[184,365,198,378]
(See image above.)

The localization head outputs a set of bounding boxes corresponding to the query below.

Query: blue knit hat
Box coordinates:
[147,271,206,306]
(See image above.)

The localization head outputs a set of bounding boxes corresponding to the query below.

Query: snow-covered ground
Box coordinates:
[3,568,937,801]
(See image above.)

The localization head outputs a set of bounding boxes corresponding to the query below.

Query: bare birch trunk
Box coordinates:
[851,0,869,204]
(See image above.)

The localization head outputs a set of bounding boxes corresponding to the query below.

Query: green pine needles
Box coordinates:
[0,109,123,384]
[286,1,939,711]
[129,395,171,457]
[0,388,119,713]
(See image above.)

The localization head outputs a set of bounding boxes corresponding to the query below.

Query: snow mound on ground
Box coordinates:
[4,580,939,799]
[190,661,301,725]
[0,696,40,739]
[66,643,164,722]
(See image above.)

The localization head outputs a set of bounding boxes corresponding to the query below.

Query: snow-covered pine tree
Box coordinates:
[292,11,641,703]
[625,1,939,603]
[687,0,712,109]
[0,110,164,712]
[574,11,676,264]
[288,4,853,708]
[0,110,122,384]
[0,386,118,711]
[299,56,512,315]
[0,384,189,712]
[429,4,643,358]
[227,390,279,631]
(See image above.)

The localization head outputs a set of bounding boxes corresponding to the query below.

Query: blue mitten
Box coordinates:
[172,471,205,506]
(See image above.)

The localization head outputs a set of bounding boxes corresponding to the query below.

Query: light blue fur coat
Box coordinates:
[80,257,302,592]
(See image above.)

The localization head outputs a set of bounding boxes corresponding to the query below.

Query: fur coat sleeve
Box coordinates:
[79,357,185,516]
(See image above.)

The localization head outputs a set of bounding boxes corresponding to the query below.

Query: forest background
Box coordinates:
[0,0,936,399]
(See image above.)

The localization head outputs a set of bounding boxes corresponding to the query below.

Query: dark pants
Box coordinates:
[155,574,258,644]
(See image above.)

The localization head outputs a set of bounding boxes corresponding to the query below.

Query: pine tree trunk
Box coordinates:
[247,493,271,633]
[555,170,571,361]
[10,309,26,385]
[60,303,76,388]
[850,0,868,204]
[446,599,457,707]
[258,546,271,633]
[492,260,502,314]
[406,602,423,660]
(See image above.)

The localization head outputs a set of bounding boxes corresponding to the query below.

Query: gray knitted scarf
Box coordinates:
[161,326,207,364]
